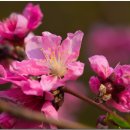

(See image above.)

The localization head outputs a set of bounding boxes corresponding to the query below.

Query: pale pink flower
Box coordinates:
[89,55,130,112]
[0,87,58,128]
[0,30,84,125]
[10,30,84,92]
[89,55,113,79]
[0,3,43,41]
[89,55,114,94]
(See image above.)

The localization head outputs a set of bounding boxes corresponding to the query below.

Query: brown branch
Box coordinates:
[63,87,128,123]
[0,99,90,129]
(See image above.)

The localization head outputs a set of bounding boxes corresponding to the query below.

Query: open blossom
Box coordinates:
[0,30,84,128]
[0,87,57,128]
[0,3,43,41]
[9,30,84,92]
[87,25,130,65]
[89,55,130,112]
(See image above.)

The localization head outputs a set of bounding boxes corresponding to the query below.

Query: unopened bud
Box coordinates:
[96,115,108,129]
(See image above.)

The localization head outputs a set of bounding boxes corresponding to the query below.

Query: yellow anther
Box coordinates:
[99,84,106,96]
[102,94,112,101]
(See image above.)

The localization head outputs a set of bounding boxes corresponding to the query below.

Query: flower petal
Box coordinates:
[0,65,25,85]
[107,100,130,112]
[23,3,43,30]
[61,30,84,62]
[41,101,58,129]
[0,65,43,96]
[107,90,130,112]
[89,76,100,94]
[16,78,54,97]
[114,65,130,87]
[25,34,45,59]
[89,55,113,79]
[0,113,16,128]
[20,79,43,96]
[14,14,28,37]
[40,75,57,91]
[0,88,51,128]
[0,13,28,40]
[41,101,58,120]
[65,61,84,80]
[25,32,62,60]
[41,101,58,128]
[11,59,49,76]
[42,31,62,52]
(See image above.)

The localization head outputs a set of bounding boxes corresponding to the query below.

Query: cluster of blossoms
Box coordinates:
[0,3,43,66]
[0,3,84,128]
[0,3,130,129]
[89,55,130,112]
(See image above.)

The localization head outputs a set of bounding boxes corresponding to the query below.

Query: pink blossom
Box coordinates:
[113,65,130,87]
[107,90,130,112]
[10,30,84,92]
[89,55,113,79]
[0,87,58,128]
[87,25,130,65]
[89,55,130,112]
[0,30,84,124]
[0,3,43,41]
[23,3,43,30]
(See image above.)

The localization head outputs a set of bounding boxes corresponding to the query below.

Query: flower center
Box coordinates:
[99,83,113,102]
[41,48,67,78]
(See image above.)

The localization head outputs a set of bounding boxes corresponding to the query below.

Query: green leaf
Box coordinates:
[107,113,130,128]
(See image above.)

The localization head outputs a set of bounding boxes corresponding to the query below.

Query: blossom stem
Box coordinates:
[63,87,127,123]
[0,99,90,129]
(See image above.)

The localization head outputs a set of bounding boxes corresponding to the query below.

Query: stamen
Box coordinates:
[99,84,106,96]
[102,94,112,101]
[40,48,67,77]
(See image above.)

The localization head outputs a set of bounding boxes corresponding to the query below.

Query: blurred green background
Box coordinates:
[0,1,130,127]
